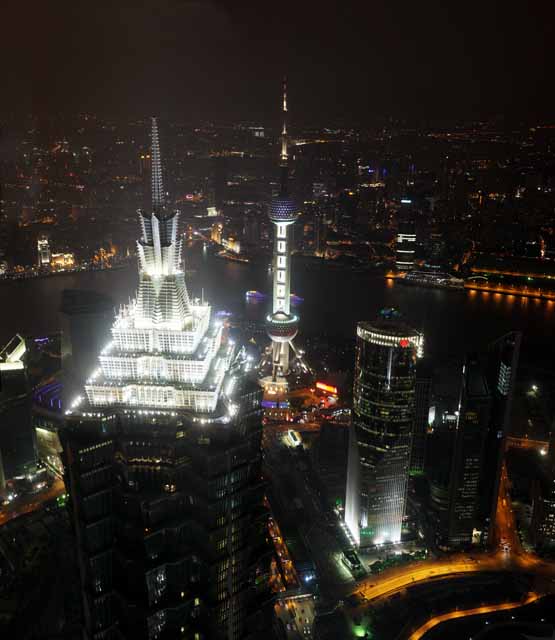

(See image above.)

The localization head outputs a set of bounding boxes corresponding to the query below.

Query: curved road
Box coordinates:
[348,462,542,605]
[408,592,542,640]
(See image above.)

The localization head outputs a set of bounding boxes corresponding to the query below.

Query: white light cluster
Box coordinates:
[357,325,424,358]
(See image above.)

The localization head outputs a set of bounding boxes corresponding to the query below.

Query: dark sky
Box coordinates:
[3,0,553,123]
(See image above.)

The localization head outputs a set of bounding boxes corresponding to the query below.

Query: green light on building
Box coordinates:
[56,493,68,507]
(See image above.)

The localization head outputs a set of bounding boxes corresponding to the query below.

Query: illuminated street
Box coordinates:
[0,477,65,527]
[408,592,542,640]
[347,469,541,605]
[268,509,300,590]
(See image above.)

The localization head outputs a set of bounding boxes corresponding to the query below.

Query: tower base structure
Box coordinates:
[258,337,312,422]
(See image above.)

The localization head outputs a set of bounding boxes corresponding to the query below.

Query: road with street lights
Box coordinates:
[407,592,542,640]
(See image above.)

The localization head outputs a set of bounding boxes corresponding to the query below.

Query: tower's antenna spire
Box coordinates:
[280,77,288,165]
[151,117,164,211]
[279,77,289,196]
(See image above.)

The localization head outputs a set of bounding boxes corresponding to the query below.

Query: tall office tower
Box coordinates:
[37,234,51,267]
[345,310,423,546]
[61,119,270,640]
[262,79,300,393]
[427,419,456,544]
[532,430,555,549]
[479,332,521,544]
[0,335,36,478]
[60,289,114,410]
[395,200,416,271]
[410,359,433,475]
[446,355,491,546]
[242,209,260,247]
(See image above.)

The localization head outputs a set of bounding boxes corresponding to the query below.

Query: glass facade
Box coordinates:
[346,313,421,546]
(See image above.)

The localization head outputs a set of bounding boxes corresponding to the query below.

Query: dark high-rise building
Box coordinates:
[410,359,433,475]
[60,119,271,640]
[0,335,35,478]
[311,422,349,512]
[60,289,114,410]
[242,209,260,247]
[427,337,520,550]
[345,309,423,546]
[446,355,490,546]
[479,332,521,544]
[532,431,555,549]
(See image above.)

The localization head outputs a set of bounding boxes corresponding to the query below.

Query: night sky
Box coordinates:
[3,0,554,123]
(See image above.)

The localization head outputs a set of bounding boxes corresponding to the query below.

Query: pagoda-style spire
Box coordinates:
[151,117,164,211]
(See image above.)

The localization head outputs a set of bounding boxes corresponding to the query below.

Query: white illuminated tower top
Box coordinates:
[264,79,300,388]
[77,118,235,415]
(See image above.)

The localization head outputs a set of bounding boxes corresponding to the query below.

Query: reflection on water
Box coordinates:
[1,245,553,367]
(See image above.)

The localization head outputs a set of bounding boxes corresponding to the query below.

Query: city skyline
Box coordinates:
[1,12,555,632]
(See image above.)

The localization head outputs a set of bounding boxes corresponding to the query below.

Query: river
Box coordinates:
[1,244,553,369]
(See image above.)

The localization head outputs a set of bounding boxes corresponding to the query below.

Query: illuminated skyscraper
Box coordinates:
[37,234,51,267]
[345,310,423,546]
[395,200,416,271]
[262,79,301,394]
[61,119,271,640]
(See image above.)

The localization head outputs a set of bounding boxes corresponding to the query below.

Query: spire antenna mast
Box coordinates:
[280,77,288,166]
[151,117,164,212]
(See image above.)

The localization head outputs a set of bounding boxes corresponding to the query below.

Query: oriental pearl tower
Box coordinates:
[261,79,303,395]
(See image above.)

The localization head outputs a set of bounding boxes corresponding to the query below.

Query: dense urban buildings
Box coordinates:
[0,37,554,640]
[60,120,272,639]
[345,310,423,546]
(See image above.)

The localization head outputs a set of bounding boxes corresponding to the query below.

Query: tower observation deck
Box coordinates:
[260,80,309,396]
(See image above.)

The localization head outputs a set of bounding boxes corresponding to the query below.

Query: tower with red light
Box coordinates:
[345,309,424,546]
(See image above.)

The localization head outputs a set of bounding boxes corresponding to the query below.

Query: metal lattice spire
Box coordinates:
[151,117,164,211]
